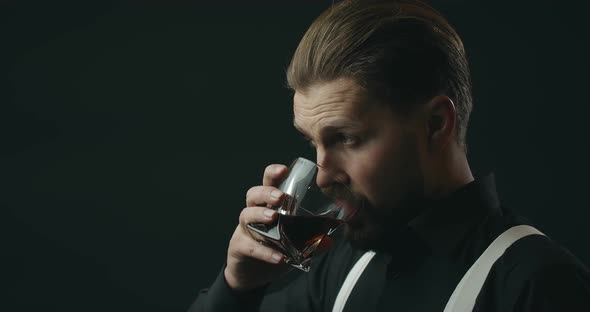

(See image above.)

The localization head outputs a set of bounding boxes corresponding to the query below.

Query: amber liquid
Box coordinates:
[247,195,343,271]
[281,214,342,250]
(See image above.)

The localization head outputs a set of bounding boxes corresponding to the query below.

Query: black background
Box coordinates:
[3,1,589,311]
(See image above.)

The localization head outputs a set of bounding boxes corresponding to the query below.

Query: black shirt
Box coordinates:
[190,175,590,311]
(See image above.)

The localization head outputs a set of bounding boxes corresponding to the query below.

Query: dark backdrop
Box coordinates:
[3,1,589,311]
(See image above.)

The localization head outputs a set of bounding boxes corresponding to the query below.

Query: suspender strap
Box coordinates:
[332,225,544,312]
[443,225,544,312]
[332,251,376,312]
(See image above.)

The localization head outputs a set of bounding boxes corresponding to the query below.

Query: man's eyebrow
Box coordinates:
[293,119,362,138]
[321,123,362,134]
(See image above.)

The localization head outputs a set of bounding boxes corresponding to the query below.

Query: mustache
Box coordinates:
[320,184,365,220]
[320,184,363,202]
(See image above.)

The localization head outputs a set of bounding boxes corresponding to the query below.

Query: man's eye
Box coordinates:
[338,134,358,145]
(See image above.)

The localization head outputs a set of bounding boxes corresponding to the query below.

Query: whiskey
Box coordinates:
[247,192,344,271]
[280,215,342,253]
[248,214,343,272]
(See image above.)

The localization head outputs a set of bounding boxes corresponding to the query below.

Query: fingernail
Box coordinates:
[272,253,283,263]
[264,209,275,218]
[270,190,282,200]
[275,166,284,174]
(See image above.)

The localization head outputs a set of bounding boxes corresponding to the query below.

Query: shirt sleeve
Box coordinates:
[187,266,268,312]
[187,239,351,312]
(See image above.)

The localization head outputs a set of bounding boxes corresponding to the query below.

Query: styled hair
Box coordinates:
[287,0,472,147]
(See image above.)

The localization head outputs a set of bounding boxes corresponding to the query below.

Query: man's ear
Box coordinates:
[424,95,456,151]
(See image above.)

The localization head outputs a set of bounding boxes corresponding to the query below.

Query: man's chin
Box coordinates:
[342,203,385,250]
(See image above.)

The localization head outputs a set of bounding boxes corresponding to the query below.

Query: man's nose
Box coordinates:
[315,149,349,188]
[316,167,335,189]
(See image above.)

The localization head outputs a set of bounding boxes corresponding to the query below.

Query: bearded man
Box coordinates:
[189,1,590,311]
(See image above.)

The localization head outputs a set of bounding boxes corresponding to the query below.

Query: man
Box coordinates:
[189,0,590,311]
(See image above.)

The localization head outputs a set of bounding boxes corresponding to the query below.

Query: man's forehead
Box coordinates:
[293,79,373,123]
[293,79,368,110]
[292,79,372,136]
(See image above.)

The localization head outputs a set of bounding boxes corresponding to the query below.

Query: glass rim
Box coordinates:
[284,157,361,222]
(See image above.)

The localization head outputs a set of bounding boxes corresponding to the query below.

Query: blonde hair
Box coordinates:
[287,0,472,146]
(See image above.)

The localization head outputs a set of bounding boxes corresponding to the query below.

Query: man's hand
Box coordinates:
[224,164,292,291]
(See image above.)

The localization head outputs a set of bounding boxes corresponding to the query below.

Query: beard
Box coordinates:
[342,134,426,252]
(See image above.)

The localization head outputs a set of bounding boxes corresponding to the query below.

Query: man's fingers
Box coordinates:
[246,186,284,207]
[263,164,289,186]
[242,240,284,264]
[238,206,278,227]
[229,226,285,265]
[243,239,284,264]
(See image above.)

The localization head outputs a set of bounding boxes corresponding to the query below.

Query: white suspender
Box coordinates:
[332,225,544,312]
[332,250,377,312]
[443,225,544,312]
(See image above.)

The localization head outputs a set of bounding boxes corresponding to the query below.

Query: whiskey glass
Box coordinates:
[247,157,360,272]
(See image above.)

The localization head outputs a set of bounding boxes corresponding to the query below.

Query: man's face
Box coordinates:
[293,78,426,250]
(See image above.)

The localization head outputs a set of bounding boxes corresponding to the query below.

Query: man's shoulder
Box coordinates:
[482,209,588,275]
[488,228,590,310]
[489,210,588,274]
[476,213,590,310]
[501,233,589,273]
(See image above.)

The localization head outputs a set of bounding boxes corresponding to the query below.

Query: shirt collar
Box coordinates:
[407,173,502,256]
[382,174,502,260]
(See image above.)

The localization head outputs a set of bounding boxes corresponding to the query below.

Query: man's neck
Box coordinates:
[426,143,474,199]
